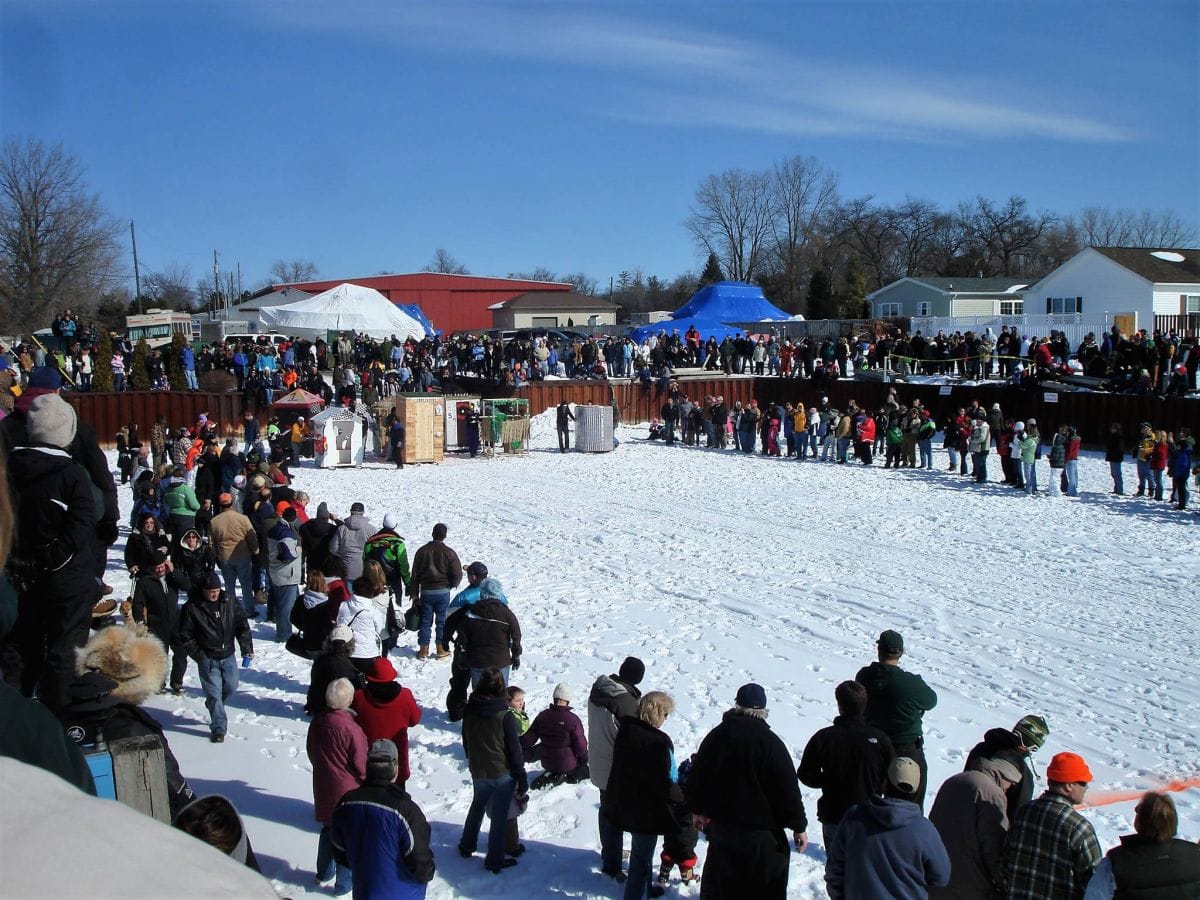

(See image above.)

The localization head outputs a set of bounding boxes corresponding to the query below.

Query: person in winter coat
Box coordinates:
[163,474,201,537]
[1104,422,1125,495]
[178,572,254,742]
[856,630,938,810]
[1082,791,1200,900]
[1003,752,1102,900]
[291,570,336,661]
[826,757,951,899]
[458,667,529,874]
[306,677,366,897]
[522,683,589,788]
[363,514,411,652]
[1064,426,1082,496]
[968,411,991,483]
[798,680,895,852]
[1149,429,1169,501]
[351,657,421,788]
[125,511,171,576]
[603,692,685,900]
[331,738,436,900]
[444,577,521,687]
[589,656,646,882]
[174,795,262,873]
[209,493,259,619]
[266,504,303,642]
[61,626,198,819]
[170,528,217,595]
[130,548,190,692]
[328,501,375,583]
[963,715,1050,822]
[1169,433,1194,510]
[928,756,1023,899]
[1134,422,1155,496]
[299,502,338,577]
[556,401,575,452]
[411,522,463,660]
[337,564,387,672]
[4,394,99,711]
[305,624,364,716]
[445,562,504,722]
[1018,423,1040,495]
[687,683,809,900]
[1047,424,1069,497]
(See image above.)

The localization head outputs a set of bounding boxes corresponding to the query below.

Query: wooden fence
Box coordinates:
[67,381,1198,450]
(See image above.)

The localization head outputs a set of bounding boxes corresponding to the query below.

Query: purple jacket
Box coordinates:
[306,709,367,824]
[522,703,588,774]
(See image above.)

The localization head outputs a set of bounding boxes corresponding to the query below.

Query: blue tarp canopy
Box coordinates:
[627,316,746,344]
[396,304,439,337]
[671,281,790,323]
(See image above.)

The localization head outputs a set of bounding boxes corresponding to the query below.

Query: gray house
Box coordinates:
[865,277,1029,319]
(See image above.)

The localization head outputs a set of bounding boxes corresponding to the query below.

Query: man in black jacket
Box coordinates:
[443,578,520,687]
[178,572,253,743]
[587,656,645,882]
[798,681,894,853]
[555,401,574,452]
[2,394,99,712]
[687,683,808,900]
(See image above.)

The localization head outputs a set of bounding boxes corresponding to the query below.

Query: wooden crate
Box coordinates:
[110,734,172,823]
[393,396,445,464]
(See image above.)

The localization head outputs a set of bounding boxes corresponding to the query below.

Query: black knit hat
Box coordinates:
[618,657,645,686]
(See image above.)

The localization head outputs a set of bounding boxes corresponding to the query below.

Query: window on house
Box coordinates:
[1000,300,1024,315]
[1185,295,1200,313]
[878,302,901,317]
[917,301,930,316]
[1046,297,1082,314]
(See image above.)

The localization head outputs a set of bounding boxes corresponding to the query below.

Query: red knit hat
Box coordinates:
[1046,751,1093,784]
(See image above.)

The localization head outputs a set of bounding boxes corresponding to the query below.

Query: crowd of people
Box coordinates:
[1,365,1198,900]
[646,387,1200,511]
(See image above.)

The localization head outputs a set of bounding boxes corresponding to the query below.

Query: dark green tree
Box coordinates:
[166,332,186,390]
[129,338,150,390]
[699,252,725,287]
[840,258,870,318]
[91,329,114,392]
[805,268,837,319]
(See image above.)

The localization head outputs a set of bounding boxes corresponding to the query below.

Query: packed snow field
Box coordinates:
[107,412,1198,899]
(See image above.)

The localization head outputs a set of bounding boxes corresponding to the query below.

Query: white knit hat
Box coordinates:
[553,683,572,703]
[27,394,77,448]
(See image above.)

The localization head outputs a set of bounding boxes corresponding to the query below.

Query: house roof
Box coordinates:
[493,291,618,311]
[1091,247,1200,284]
[909,277,1029,294]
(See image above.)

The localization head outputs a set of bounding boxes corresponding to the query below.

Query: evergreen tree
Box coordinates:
[699,252,725,287]
[167,332,186,390]
[841,259,870,318]
[129,338,150,391]
[806,268,837,319]
[91,329,114,392]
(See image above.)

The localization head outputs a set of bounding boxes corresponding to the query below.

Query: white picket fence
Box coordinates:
[910,314,1113,346]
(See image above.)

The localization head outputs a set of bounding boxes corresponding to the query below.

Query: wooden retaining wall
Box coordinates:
[66,391,243,447]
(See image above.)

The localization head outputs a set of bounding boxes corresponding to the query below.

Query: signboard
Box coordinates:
[1043,392,1058,403]
[938,386,952,396]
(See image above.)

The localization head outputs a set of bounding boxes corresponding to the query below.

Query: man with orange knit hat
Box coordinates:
[1002,751,1102,899]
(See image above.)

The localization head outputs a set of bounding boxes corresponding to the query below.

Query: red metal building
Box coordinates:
[269,273,572,334]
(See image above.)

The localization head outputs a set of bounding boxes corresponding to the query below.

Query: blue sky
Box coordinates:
[2,0,1196,294]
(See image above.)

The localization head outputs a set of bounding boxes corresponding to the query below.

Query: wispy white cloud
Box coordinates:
[256,2,1130,143]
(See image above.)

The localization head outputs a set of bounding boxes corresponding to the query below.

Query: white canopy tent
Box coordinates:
[259,282,427,340]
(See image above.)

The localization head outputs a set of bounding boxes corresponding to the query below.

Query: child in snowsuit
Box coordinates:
[506,686,531,857]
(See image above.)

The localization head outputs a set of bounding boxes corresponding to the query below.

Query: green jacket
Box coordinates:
[163,482,200,516]
[363,529,411,595]
[855,661,937,745]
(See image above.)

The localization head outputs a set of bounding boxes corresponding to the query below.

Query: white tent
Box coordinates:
[259,282,426,340]
[310,406,366,468]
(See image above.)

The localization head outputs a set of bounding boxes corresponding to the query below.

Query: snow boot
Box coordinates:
[435,644,451,660]
[417,645,429,660]
[657,861,672,886]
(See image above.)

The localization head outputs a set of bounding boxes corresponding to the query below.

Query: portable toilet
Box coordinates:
[443,395,482,453]
[393,395,445,464]
[310,406,366,468]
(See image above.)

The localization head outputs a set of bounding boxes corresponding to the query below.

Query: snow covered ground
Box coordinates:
[107,410,1198,899]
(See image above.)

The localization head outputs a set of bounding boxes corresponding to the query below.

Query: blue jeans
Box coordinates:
[273,583,298,642]
[598,791,624,873]
[470,666,510,689]
[418,589,450,647]
[1109,460,1124,494]
[918,438,933,469]
[836,436,851,462]
[1065,459,1079,496]
[1023,461,1038,494]
[197,655,238,735]
[972,451,988,482]
[184,368,198,390]
[459,774,516,867]
[316,824,352,893]
[625,832,659,900]
[220,557,255,618]
[1136,459,1151,493]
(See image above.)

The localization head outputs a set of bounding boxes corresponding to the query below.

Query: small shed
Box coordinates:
[392,396,446,464]
[482,398,531,456]
[310,406,366,468]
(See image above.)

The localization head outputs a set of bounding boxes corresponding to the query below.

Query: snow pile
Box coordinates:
[95,431,1197,899]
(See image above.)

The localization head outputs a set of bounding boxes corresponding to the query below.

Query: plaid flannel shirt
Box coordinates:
[1004,791,1102,899]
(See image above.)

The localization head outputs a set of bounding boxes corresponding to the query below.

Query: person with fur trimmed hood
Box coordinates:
[687,683,809,900]
[60,627,197,818]
[588,656,646,882]
[3,394,100,711]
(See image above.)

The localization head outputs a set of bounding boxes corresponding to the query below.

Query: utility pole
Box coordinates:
[236,261,242,299]
[130,221,142,314]
[212,250,222,319]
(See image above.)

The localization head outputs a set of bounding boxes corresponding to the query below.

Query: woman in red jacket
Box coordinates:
[351,657,422,789]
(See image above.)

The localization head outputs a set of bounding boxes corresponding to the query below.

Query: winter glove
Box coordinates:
[510,656,520,671]
[241,655,253,669]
